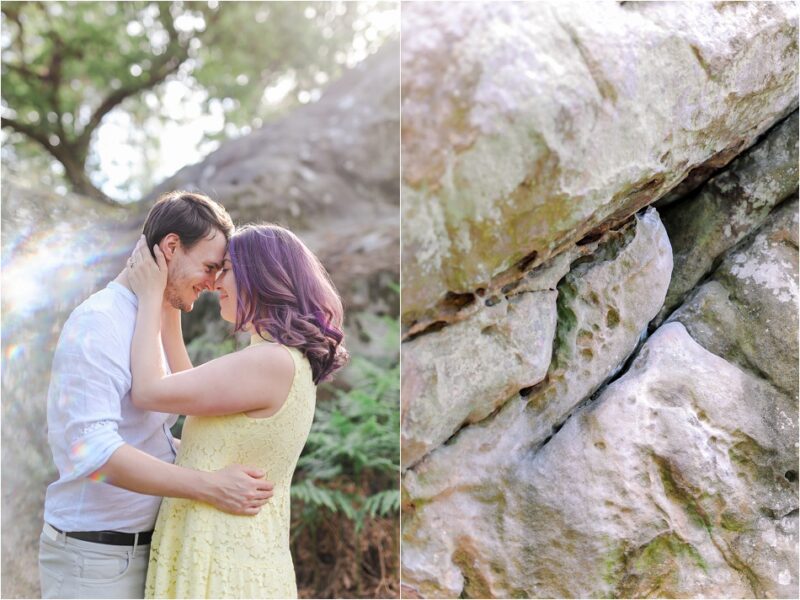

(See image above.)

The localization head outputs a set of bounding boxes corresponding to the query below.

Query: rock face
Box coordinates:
[656,112,799,323]
[401,290,557,468]
[402,208,672,469]
[401,1,798,331]
[400,3,798,598]
[404,323,798,598]
[402,208,673,596]
[669,198,799,401]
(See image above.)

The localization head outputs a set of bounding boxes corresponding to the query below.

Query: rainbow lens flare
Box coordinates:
[88,471,108,483]
[70,441,89,460]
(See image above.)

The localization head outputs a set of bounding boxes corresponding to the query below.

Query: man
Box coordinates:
[39,191,272,599]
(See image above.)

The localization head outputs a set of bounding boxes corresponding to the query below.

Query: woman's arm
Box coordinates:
[132,340,295,416]
[127,240,295,417]
[161,305,193,373]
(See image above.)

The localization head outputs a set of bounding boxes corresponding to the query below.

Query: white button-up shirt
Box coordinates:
[44,282,178,533]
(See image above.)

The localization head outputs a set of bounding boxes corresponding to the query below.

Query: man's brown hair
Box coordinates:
[142,191,234,256]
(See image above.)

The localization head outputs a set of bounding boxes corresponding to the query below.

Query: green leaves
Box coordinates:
[298,358,399,477]
[292,480,358,520]
[362,488,400,518]
[291,317,400,534]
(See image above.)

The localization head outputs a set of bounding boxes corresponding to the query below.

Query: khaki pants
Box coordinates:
[38,523,150,599]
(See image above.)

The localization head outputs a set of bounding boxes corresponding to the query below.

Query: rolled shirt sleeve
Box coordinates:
[48,310,130,482]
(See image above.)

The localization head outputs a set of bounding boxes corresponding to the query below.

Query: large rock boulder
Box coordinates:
[399,3,798,597]
[148,41,400,231]
[402,208,674,594]
[401,1,798,331]
[403,321,798,598]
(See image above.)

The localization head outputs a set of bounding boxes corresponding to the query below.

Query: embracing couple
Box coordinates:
[38,191,347,599]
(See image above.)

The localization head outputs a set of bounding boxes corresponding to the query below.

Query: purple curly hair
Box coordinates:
[228,223,348,384]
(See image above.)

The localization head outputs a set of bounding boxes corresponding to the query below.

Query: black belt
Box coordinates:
[49,523,153,546]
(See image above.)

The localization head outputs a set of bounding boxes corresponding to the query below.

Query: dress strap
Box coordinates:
[249,331,276,346]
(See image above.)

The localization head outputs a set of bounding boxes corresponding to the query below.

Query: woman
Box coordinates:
[126,223,347,598]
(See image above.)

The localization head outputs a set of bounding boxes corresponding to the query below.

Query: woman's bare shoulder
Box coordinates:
[238,342,296,382]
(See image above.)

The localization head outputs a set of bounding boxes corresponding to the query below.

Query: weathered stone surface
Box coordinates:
[527,207,673,440]
[399,4,799,597]
[401,287,559,470]
[669,197,799,399]
[403,323,798,598]
[402,197,799,598]
[401,207,671,470]
[402,207,673,595]
[401,1,798,329]
[655,112,799,323]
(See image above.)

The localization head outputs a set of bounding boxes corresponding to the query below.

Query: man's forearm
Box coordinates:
[97,443,210,504]
[94,443,273,516]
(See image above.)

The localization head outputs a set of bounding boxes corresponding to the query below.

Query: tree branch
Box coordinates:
[1,5,26,59]
[75,52,185,150]
[74,3,190,150]
[45,31,68,139]
[1,116,55,152]
[2,61,47,81]
[3,116,119,205]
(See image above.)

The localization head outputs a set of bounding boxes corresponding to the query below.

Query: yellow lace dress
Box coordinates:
[145,335,316,599]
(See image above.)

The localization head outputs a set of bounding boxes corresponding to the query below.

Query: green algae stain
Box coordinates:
[601,542,628,589]
[653,453,714,535]
[438,129,569,293]
[600,532,710,599]
[598,531,708,599]
[553,278,579,370]
[728,431,780,484]
[452,543,493,600]
[720,512,749,533]
[549,216,640,374]
[632,533,708,574]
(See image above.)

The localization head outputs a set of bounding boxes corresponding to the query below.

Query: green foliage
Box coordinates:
[361,488,401,518]
[292,338,400,534]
